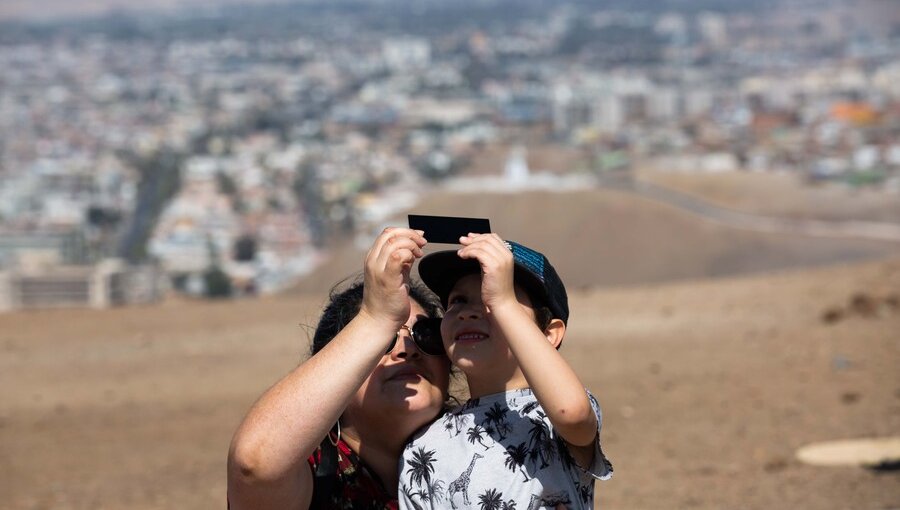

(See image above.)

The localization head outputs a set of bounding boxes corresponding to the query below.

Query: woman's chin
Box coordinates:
[397,390,444,414]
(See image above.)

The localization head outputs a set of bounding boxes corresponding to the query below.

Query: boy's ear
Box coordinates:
[544,318,566,349]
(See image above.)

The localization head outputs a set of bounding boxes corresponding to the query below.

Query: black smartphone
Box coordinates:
[408,215,492,244]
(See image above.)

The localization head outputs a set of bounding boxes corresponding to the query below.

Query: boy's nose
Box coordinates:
[456,305,482,320]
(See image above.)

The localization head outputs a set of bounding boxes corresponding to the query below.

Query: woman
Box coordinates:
[228,228,450,509]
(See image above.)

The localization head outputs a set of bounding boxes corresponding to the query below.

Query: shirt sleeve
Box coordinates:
[582,390,613,480]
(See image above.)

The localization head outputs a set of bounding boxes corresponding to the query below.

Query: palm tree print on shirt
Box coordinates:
[405,446,445,503]
[527,491,571,510]
[461,397,481,411]
[443,411,467,436]
[407,447,436,487]
[466,424,490,450]
[519,400,540,416]
[479,489,520,510]
[401,483,426,510]
[482,402,513,441]
[478,488,503,510]
[526,416,557,469]
[575,479,592,504]
[503,442,530,482]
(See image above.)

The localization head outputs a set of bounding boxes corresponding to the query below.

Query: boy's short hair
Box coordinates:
[418,240,569,325]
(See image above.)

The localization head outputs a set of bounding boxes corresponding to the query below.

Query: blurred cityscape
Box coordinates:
[1,0,899,310]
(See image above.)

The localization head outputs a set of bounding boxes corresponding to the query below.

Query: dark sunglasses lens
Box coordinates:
[412,318,445,355]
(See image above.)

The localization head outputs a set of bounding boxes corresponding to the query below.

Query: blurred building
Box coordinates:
[0,229,89,267]
[0,258,165,311]
[382,37,431,71]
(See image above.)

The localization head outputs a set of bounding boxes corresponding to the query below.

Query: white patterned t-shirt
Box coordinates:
[398,388,612,510]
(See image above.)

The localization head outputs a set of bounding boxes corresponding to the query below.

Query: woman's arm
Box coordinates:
[227,228,425,510]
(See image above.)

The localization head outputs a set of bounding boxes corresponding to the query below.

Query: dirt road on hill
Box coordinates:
[601,174,900,242]
[1,258,899,509]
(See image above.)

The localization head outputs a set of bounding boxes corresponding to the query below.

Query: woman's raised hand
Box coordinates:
[361,227,427,325]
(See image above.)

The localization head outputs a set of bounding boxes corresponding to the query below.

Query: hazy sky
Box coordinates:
[0,0,284,22]
[3,0,897,33]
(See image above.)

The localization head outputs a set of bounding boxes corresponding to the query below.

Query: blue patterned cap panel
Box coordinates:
[507,241,545,282]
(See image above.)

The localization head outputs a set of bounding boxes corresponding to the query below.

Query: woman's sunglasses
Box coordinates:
[386,317,445,356]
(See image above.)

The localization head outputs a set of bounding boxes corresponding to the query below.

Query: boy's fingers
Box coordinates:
[458,244,505,271]
[479,233,509,252]
[460,235,510,262]
[463,232,507,250]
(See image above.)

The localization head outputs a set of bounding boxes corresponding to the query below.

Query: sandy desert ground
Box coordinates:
[1,185,899,509]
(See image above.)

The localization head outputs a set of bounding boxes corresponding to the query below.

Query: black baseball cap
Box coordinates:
[418,241,569,324]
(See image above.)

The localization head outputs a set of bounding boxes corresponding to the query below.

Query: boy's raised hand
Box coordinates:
[457,233,517,313]
[361,227,427,326]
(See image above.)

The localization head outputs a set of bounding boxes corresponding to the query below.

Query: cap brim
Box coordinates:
[417,250,481,307]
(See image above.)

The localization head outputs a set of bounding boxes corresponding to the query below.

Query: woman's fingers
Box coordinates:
[368,227,424,259]
[366,228,426,275]
[379,234,425,265]
[362,227,427,324]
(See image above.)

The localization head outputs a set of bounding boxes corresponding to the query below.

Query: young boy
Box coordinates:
[399,233,612,510]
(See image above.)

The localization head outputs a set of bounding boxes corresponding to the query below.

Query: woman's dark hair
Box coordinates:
[311,275,443,356]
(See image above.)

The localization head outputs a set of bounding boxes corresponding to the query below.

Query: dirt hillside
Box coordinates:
[291,188,900,294]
